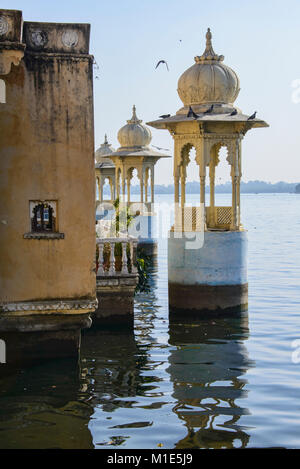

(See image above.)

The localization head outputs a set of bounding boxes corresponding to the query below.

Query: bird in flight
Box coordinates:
[93,59,100,79]
[159,114,171,119]
[187,106,199,119]
[229,108,237,116]
[152,145,170,151]
[204,104,214,114]
[156,60,169,71]
[247,111,257,120]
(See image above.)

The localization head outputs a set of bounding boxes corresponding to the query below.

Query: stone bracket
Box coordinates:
[0,46,25,75]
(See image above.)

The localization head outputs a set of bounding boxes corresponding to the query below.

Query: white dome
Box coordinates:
[177,28,240,107]
[118,106,152,148]
[95,135,115,164]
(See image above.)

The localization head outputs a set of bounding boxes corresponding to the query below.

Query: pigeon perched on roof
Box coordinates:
[159,114,171,119]
[247,111,257,120]
[187,106,199,119]
[229,109,237,116]
[203,104,214,114]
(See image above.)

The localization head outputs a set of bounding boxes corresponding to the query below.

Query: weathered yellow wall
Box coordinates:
[0,21,96,303]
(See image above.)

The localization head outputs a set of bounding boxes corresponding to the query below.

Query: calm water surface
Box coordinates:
[0,193,300,449]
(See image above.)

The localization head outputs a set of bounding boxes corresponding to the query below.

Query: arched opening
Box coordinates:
[214,144,231,206]
[179,143,203,207]
[103,177,112,201]
[185,146,198,185]
[0,79,6,104]
[207,143,233,230]
[129,168,140,202]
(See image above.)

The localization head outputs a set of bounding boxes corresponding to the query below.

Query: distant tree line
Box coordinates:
[103,180,300,194]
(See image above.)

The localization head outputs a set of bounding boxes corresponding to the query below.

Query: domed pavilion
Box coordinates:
[106,105,170,207]
[95,134,116,203]
[147,28,269,316]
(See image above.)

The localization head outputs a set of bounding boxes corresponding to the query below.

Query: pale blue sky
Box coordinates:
[4,0,300,184]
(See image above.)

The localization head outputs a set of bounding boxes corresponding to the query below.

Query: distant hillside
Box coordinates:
[103,180,300,195]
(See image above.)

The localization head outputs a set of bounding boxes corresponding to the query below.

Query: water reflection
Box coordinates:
[0,358,94,449]
[81,329,156,447]
[81,329,143,411]
[167,315,254,449]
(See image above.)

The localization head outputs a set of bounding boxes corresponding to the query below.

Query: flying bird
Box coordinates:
[159,114,171,119]
[155,60,169,71]
[187,106,199,119]
[247,111,257,120]
[204,104,214,114]
[229,108,237,116]
[93,59,100,79]
[152,145,170,151]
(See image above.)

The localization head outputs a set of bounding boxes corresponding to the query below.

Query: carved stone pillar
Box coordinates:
[180,165,186,208]
[139,170,144,203]
[116,169,120,199]
[174,171,180,205]
[237,176,241,227]
[237,140,242,227]
[200,175,206,206]
[95,178,99,201]
[99,177,103,203]
[127,174,131,203]
[231,175,238,230]
[230,140,240,230]
[196,140,206,207]
[122,171,126,202]
[151,166,155,204]
[109,179,113,201]
[144,168,149,203]
[112,175,116,201]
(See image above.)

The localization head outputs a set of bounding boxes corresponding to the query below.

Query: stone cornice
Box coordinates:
[0,298,98,314]
[0,41,25,51]
[24,50,93,62]
[24,232,65,240]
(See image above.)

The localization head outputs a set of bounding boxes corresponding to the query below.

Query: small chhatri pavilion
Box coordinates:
[95,135,116,203]
[147,28,269,316]
[106,105,170,208]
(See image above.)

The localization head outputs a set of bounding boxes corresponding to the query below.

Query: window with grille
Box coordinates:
[30,201,57,233]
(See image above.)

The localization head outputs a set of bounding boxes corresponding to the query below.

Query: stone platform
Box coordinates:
[94,274,138,328]
[168,230,248,317]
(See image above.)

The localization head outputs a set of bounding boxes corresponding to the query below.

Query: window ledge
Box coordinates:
[23,232,65,240]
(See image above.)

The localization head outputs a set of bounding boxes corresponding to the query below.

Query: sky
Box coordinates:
[4,0,300,184]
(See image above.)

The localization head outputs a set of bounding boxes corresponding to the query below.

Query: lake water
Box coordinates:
[0,193,300,449]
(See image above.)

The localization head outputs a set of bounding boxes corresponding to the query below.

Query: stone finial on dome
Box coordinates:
[194,28,224,64]
[95,134,116,163]
[127,105,142,125]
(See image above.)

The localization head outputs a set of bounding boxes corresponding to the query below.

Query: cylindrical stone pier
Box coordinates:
[168,230,248,318]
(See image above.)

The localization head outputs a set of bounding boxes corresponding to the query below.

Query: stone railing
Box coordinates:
[173,206,205,232]
[206,206,233,230]
[96,237,138,276]
[170,205,236,231]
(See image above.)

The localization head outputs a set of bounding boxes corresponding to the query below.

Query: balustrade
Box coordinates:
[96,237,138,277]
